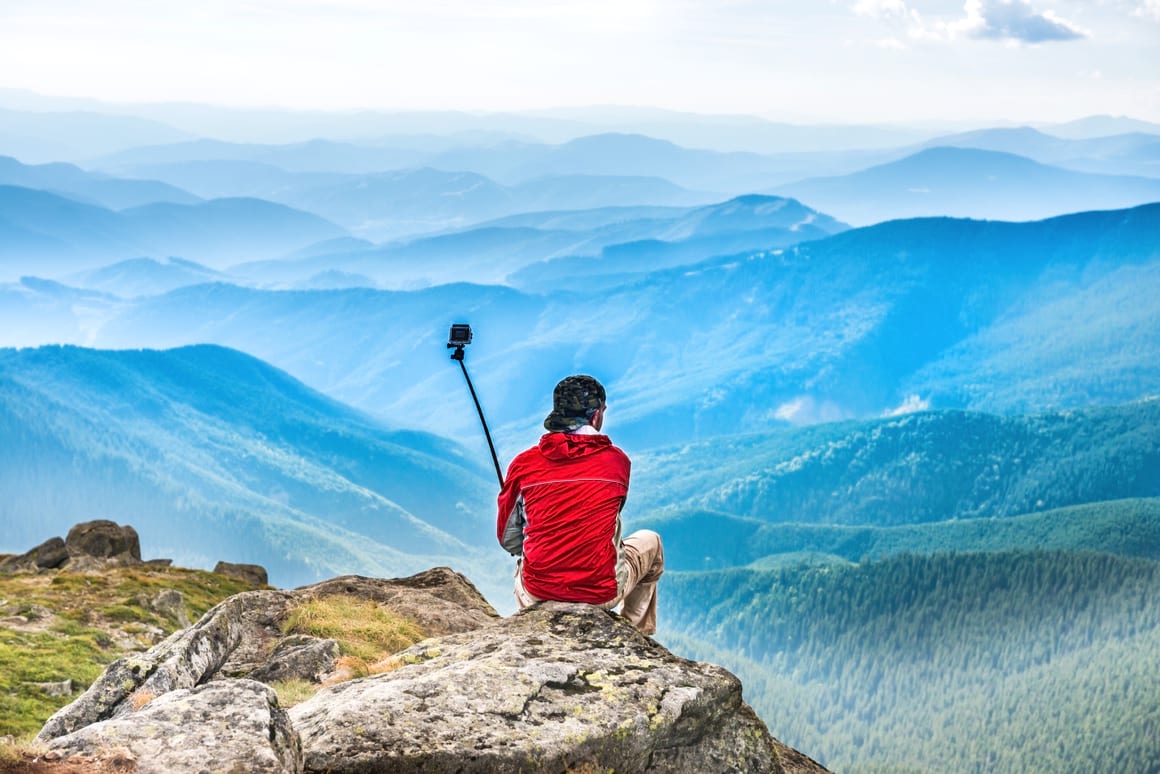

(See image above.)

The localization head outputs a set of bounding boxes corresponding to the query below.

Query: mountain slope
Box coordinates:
[0,186,348,277]
[0,155,200,209]
[916,127,1160,177]
[0,345,500,593]
[240,193,844,289]
[774,147,1160,225]
[64,257,231,298]
[630,399,1160,527]
[660,550,1160,773]
[0,107,191,163]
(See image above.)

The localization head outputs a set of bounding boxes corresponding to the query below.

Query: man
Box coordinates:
[497,374,664,634]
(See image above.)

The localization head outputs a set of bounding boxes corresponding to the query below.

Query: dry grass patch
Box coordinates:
[282,595,424,663]
[128,689,156,711]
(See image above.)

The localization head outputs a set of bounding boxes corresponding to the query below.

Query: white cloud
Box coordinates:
[884,395,930,417]
[951,0,1087,42]
[853,0,910,18]
[850,0,944,42]
[1135,0,1160,21]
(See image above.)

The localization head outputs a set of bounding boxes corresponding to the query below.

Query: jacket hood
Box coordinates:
[538,432,612,462]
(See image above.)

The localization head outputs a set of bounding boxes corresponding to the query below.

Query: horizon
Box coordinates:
[2,1,1158,125]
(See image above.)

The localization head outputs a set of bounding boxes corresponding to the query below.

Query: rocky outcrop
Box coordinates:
[65,521,140,564]
[214,560,269,587]
[291,601,816,773]
[38,569,827,774]
[36,567,498,742]
[0,536,69,572]
[1,521,141,574]
[48,680,301,774]
[0,521,266,579]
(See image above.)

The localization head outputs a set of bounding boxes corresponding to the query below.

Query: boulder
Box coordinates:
[248,635,340,684]
[65,520,141,563]
[0,536,69,572]
[289,601,821,773]
[137,588,191,628]
[214,560,269,586]
[46,680,302,774]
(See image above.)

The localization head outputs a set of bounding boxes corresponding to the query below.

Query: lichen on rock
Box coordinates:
[289,601,807,773]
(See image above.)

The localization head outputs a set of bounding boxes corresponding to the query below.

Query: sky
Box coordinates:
[1,0,1158,123]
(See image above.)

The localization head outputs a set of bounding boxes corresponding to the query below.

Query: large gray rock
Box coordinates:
[248,635,340,684]
[36,588,295,741]
[46,679,302,774]
[65,520,141,563]
[0,536,69,572]
[289,601,819,773]
[37,568,498,742]
[214,560,268,586]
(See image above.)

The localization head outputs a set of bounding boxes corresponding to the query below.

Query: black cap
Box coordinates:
[544,375,606,432]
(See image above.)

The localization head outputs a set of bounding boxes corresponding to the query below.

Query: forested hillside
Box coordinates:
[0,344,503,596]
[660,551,1160,773]
[631,399,1160,527]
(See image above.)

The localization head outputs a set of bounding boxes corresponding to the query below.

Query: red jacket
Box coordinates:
[497,432,630,604]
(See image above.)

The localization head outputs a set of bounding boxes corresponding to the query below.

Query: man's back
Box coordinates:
[498,432,629,603]
[496,373,663,635]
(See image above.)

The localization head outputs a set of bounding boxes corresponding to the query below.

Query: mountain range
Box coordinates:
[230,194,846,289]
[0,185,347,277]
[0,155,199,210]
[773,147,1160,225]
[7,202,1145,454]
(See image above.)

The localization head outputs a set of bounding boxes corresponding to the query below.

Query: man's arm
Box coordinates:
[496,468,526,556]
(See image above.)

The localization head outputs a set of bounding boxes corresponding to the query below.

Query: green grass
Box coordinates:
[0,566,254,736]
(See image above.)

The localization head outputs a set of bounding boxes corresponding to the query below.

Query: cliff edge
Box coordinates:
[35,567,827,773]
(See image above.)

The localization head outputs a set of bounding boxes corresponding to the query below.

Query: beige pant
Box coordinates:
[514,529,665,635]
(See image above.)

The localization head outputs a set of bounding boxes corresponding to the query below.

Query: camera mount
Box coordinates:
[447,323,504,487]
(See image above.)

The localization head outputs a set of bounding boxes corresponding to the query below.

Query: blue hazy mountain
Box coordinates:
[93,137,427,174]
[774,147,1160,225]
[0,185,348,277]
[1044,114,1160,139]
[427,132,791,192]
[0,344,504,595]
[508,195,848,290]
[916,127,1160,178]
[102,159,715,241]
[0,155,200,209]
[47,204,1153,453]
[109,158,350,200]
[0,106,192,163]
[229,194,842,289]
[65,257,231,298]
[0,186,143,276]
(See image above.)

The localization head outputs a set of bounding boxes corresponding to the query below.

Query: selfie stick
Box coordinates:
[448,325,504,487]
